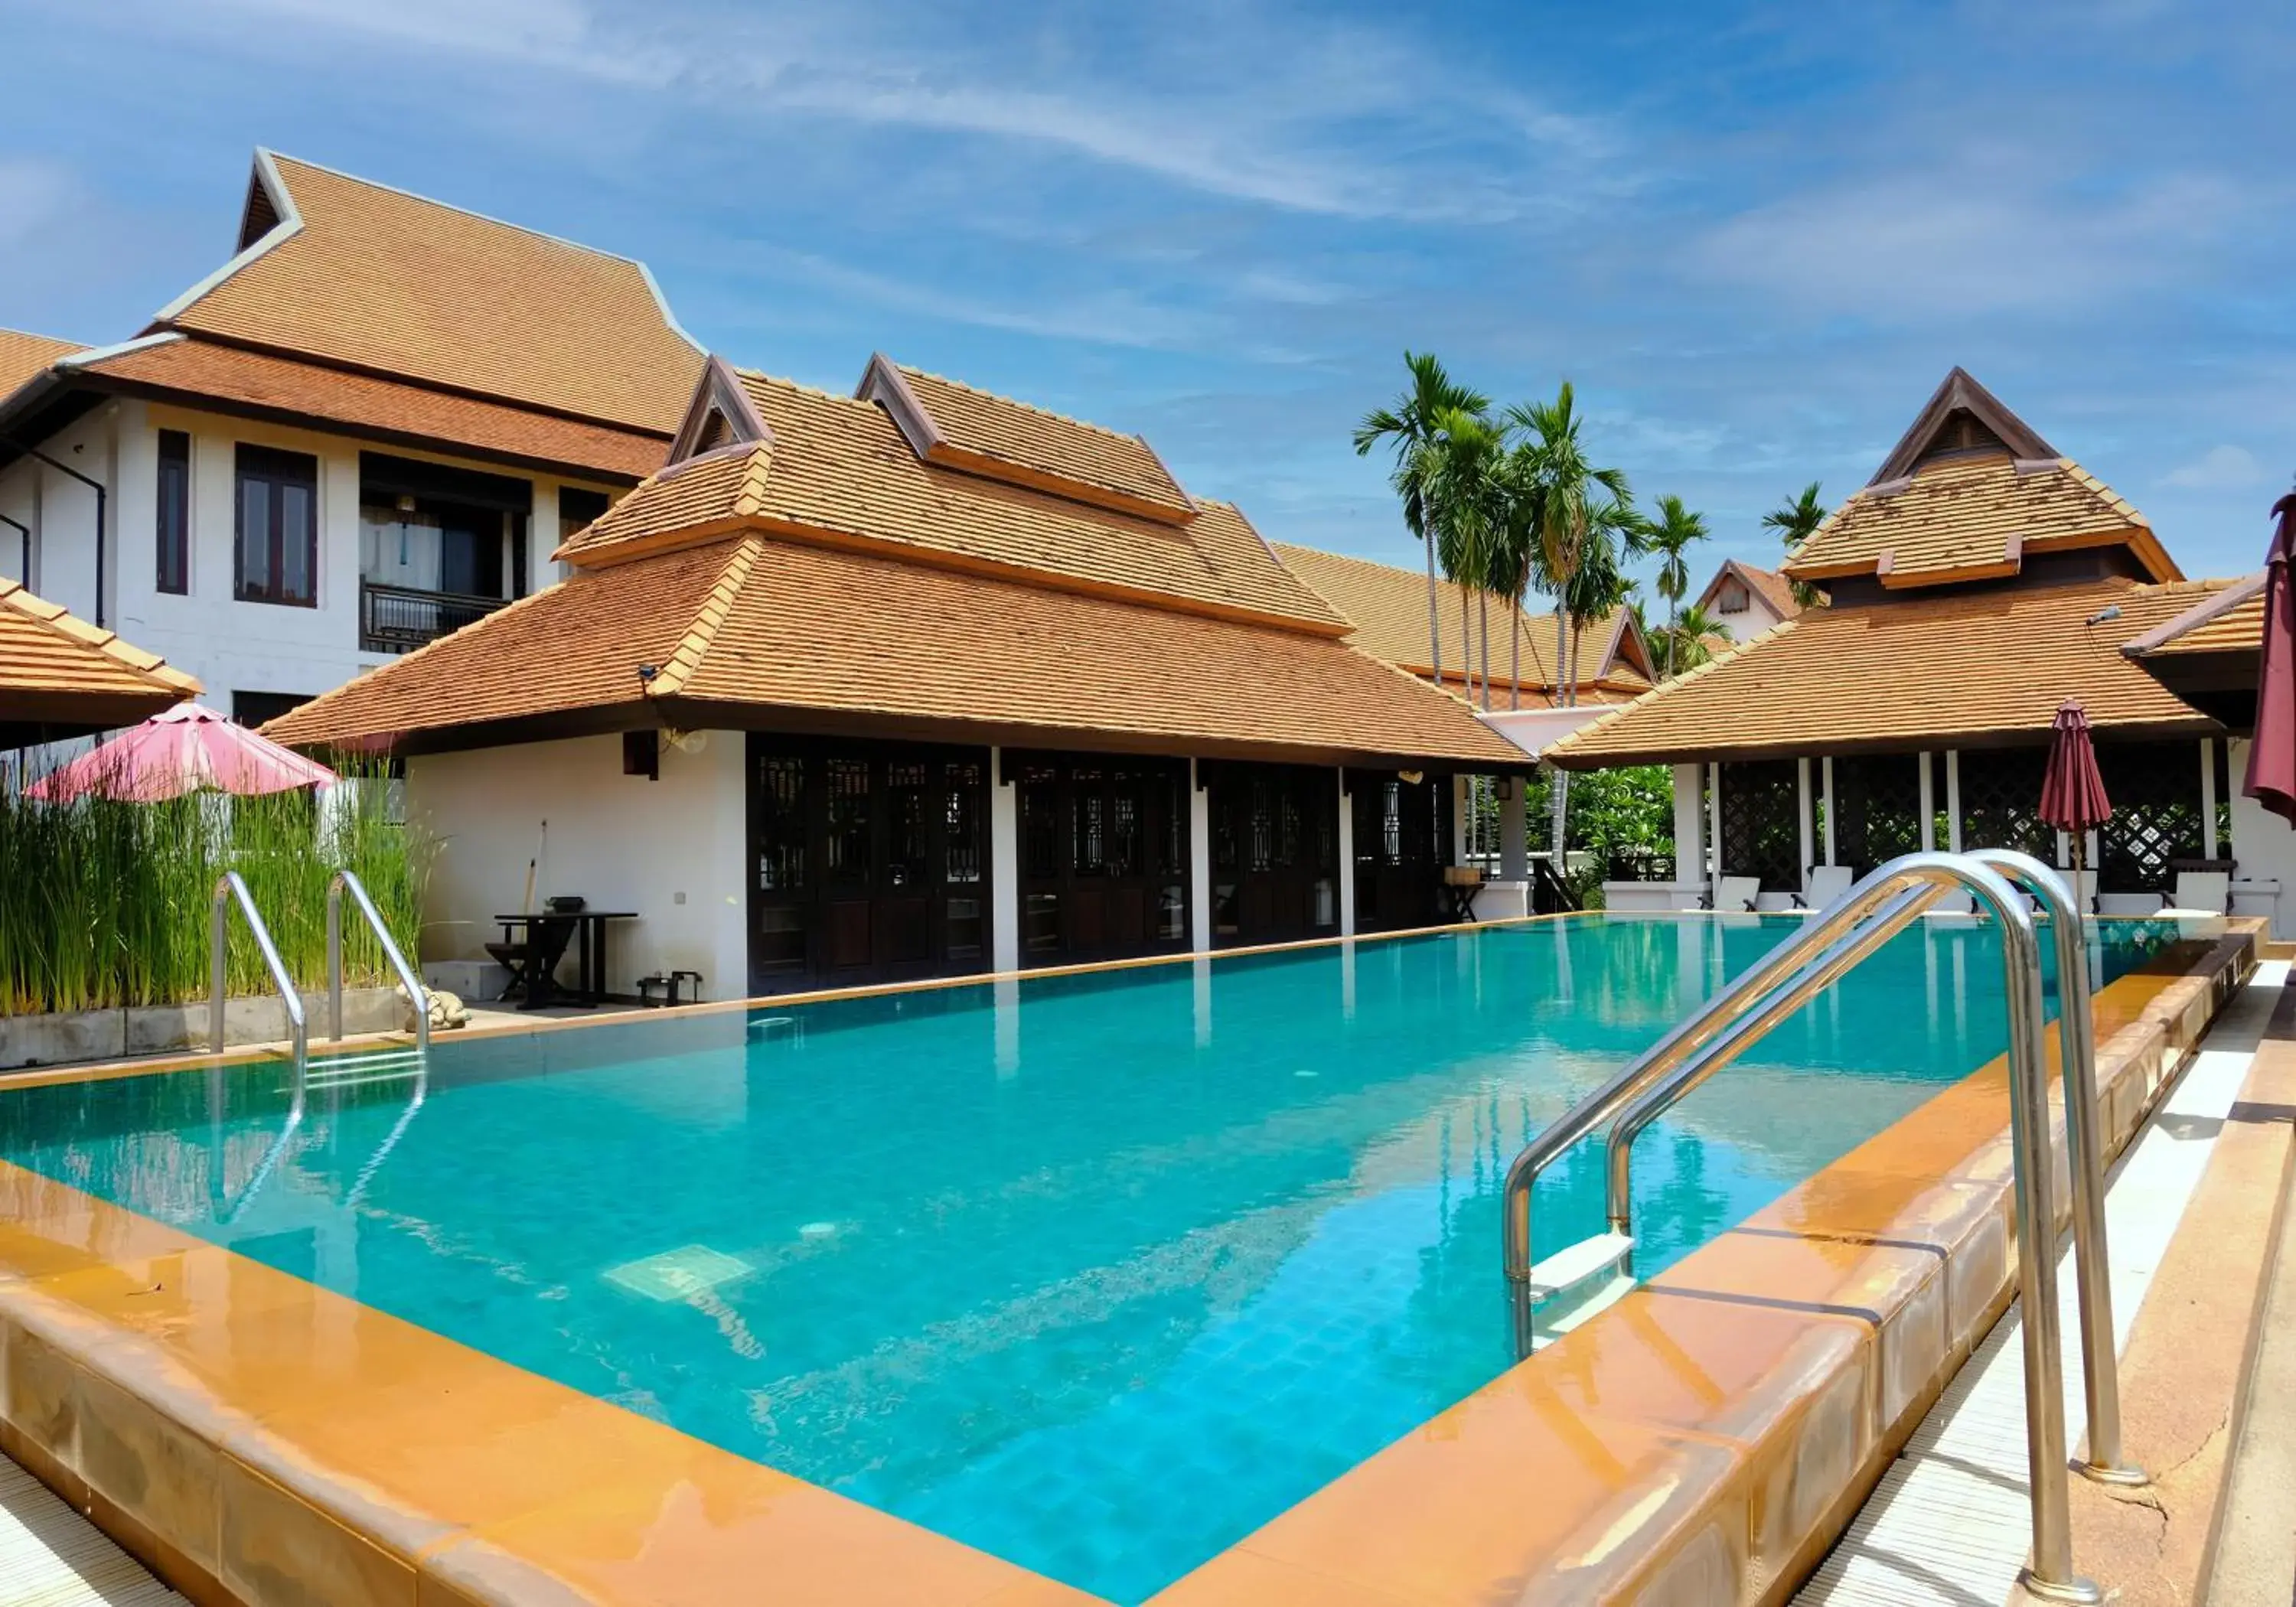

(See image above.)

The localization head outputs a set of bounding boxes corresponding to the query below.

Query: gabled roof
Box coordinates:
[0,329,82,400]
[1695,558,1802,620]
[1270,543,1650,701]
[0,576,201,743]
[857,356,1195,523]
[557,363,1345,634]
[261,532,1526,770]
[152,151,703,434]
[1782,370,2179,590]
[57,334,661,481]
[1546,576,2223,768]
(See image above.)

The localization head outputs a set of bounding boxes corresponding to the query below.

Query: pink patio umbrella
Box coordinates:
[24,702,336,802]
[2040,699,2112,894]
[2242,492,2296,827]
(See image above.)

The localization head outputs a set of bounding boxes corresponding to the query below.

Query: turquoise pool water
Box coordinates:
[0,914,2183,1602]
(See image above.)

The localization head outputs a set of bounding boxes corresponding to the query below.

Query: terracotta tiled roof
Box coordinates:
[2124,572,2265,659]
[1783,451,2177,588]
[0,328,80,401]
[161,153,703,433]
[1270,543,1642,697]
[1547,576,2221,768]
[265,533,1525,768]
[70,336,664,481]
[266,542,740,746]
[875,360,1195,521]
[0,576,200,738]
[558,371,1345,634]
[1698,558,1803,620]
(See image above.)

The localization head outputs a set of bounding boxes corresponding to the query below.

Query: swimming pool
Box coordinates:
[0,913,2185,1603]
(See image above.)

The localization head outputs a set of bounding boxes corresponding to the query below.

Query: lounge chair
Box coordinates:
[1794,865,1854,911]
[2161,860,2233,916]
[1708,875,1761,914]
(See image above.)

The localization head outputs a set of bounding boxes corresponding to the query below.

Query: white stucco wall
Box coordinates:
[406,732,748,1001]
[2227,737,2296,937]
[1,397,618,709]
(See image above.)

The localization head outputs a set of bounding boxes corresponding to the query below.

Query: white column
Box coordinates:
[1706,761,1723,895]
[1945,750,1963,852]
[1918,751,1936,851]
[1672,763,1704,891]
[1820,756,1838,866]
[1499,774,1528,882]
[1189,759,1213,953]
[990,746,1020,973]
[1337,768,1358,938]
[1796,758,1815,892]
[2202,738,2220,859]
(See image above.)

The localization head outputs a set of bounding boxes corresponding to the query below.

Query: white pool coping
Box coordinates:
[1794,957,2289,1605]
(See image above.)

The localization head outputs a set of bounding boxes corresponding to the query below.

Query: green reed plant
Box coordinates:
[0,756,431,1017]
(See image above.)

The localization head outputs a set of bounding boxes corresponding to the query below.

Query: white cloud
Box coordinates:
[158,0,1623,223]
[2163,444,2267,490]
[1693,169,2245,317]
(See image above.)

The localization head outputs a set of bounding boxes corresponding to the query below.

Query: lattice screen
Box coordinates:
[1717,759,1800,890]
[1955,747,2053,861]
[1834,753,1923,873]
[2096,740,2206,893]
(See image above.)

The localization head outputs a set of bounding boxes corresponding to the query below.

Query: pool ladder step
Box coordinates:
[1525,1231,1636,1351]
[305,1048,426,1092]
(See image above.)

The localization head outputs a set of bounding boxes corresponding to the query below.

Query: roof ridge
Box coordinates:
[647,538,762,697]
[736,367,885,415]
[260,149,657,271]
[0,326,86,350]
[895,362,1146,446]
[0,575,200,694]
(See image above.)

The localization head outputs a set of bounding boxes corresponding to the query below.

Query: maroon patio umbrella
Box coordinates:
[2242,492,2296,827]
[2040,699,2112,891]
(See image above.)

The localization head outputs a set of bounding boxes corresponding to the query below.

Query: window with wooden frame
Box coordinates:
[155,429,191,595]
[234,445,319,606]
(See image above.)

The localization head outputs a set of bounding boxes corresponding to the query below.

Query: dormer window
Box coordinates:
[1717,580,1749,613]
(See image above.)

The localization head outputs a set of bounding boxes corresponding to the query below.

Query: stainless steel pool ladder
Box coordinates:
[1500,850,2136,1606]
[326,869,430,1056]
[209,872,307,1112]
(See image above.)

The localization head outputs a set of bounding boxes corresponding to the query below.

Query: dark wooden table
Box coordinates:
[494,911,636,1009]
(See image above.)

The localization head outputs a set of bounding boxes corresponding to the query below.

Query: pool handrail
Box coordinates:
[1968,849,2142,1486]
[327,869,430,1056]
[1500,872,1938,1285]
[210,871,307,1111]
[1507,851,2104,1605]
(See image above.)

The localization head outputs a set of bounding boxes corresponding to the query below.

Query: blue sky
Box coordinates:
[3,0,2291,588]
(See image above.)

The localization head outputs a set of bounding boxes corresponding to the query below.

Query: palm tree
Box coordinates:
[1643,494,1708,678]
[1763,481,1828,609]
[1355,354,1492,690]
[1669,604,1731,671]
[1509,382,1638,859]
[1419,406,1508,710]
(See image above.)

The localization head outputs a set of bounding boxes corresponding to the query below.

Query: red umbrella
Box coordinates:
[2242,493,2296,827]
[2040,699,2112,888]
[24,703,336,802]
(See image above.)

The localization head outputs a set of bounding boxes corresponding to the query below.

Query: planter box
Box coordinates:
[0,986,410,1071]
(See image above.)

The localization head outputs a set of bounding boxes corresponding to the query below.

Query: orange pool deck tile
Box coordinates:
[0,917,2258,1607]
[0,1167,1107,1605]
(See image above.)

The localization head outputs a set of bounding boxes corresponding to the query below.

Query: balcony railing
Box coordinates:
[360,581,510,654]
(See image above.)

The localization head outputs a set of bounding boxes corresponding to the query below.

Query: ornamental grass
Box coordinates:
[0,757,430,1017]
